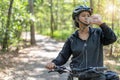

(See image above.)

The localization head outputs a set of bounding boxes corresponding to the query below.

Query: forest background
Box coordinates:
[0,0,120,73]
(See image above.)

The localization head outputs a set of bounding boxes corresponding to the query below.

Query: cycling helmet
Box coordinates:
[72,6,93,27]
[72,6,93,20]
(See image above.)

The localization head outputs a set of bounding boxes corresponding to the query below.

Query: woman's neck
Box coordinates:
[79,26,89,34]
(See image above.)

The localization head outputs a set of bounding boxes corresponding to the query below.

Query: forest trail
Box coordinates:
[0,32,69,80]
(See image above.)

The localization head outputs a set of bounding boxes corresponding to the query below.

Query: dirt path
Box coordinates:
[0,33,119,80]
[0,33,69,80]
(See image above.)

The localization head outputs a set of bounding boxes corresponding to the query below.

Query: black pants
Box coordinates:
[67,73,106,80]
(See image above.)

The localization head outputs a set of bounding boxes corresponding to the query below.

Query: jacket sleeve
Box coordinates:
[52,38,72,66]
[100,23,117,45]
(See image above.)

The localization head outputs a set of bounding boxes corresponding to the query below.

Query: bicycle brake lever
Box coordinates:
[48,70,54,73]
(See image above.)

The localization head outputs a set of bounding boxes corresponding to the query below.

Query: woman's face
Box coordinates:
[78,11,91,25]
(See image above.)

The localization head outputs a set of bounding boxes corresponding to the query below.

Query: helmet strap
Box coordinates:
[79,20,90,26]
[76,17,90,27]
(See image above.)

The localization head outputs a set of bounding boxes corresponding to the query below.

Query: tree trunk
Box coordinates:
[73,0,76,7]
[97,0,100,12]
[54,0,58,30]
[50,0,54,38]
[90,0,93,9]
[110,0,115,56]
[2,0,14,51]
[28,0,36,45]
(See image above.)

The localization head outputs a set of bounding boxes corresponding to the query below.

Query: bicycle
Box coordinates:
[48,66,108,80]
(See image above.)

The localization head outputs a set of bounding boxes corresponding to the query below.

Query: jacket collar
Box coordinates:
[72,27,94,38]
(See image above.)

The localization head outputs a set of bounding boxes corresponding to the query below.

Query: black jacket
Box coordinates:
[52,23,117,69]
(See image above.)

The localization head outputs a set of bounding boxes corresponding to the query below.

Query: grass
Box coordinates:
[53,30,73,41]
[38,28,74,41]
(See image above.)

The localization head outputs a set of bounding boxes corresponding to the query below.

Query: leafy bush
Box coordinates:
[53,29,73,41]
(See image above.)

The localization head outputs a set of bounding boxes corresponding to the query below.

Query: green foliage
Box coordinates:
[38,27,74,41]
[34,0,120,42]
[8,0,30,46]
[0,0,31,50]
[115,29,120,44]
[115,65,120,71]
[53,29,73,41]
[0,0,120,51]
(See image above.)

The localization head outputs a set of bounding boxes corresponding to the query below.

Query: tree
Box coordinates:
[28,0,36,45]
[90,0,93,8]
[50,0,54,38]
[54,0,59,30]
[110,0,115,56]
[73,0,76,7]
[2,0,14,51]
[97,0,100,12]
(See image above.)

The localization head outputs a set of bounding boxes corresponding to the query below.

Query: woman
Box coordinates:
[45,6,117,80]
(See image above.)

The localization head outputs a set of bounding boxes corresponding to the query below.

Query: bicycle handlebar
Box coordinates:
[72,67,107,72]
[48,66,107,74]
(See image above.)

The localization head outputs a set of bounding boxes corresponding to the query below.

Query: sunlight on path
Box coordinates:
[21,32,64,58]
[0,33,69,80]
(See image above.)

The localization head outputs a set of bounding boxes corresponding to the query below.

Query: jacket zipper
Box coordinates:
[84,41,88,68]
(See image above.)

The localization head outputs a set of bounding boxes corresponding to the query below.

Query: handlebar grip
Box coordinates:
[48,70,54,73]
[48,66,67,74]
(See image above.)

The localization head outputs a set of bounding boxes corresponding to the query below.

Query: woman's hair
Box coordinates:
[74,20,79,28]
